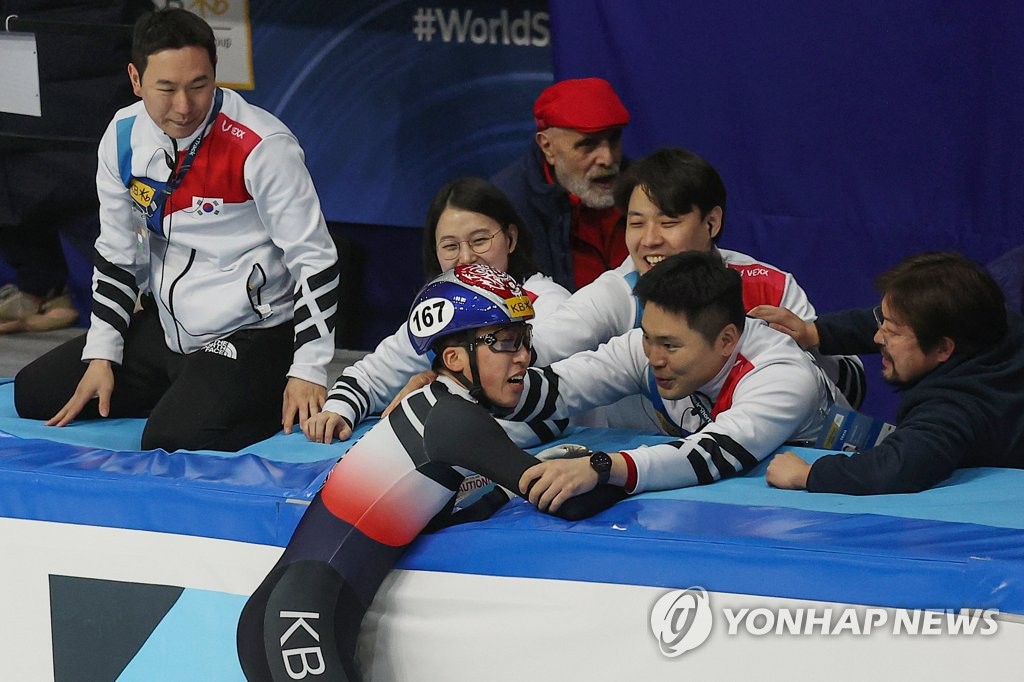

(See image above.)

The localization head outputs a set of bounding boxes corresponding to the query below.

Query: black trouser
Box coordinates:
[0,143,104,299]
[14,300,293,452]
[0,226,68,299]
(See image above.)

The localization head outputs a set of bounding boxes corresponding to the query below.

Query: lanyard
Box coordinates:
[689,392,713,428]
[644,369,713,437]
[148,88,224,231]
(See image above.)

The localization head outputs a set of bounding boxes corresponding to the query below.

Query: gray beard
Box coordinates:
[553,159,619,209]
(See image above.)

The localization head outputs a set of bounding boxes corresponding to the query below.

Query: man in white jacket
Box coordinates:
[14,9,338,451]
[508,251,845,511]
[528,147,865,428]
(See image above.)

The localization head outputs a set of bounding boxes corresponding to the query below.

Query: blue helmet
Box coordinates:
[407,264,535,355]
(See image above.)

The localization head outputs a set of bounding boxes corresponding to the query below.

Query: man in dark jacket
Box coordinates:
[491,77,630,292]
[0,0,147,332]
[750,251,1024,495]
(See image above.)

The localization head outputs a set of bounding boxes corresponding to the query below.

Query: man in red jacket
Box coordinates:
[492,77,631,291]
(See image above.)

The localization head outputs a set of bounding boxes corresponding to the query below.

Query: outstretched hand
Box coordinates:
[519,458,598,514]
[47,358,115,427]
[748,305,820,350]
[766,451,812,490]
[302,410,352,444]
[381,370,437,417]
[281,377,326,434]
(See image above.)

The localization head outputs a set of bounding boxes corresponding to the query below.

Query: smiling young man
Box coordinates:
[237,264,621,681]
[751,252,1024,495]
[527,147,866,411]
[492,77,630,291]
[503,251,844,511]
[13,8,338,451]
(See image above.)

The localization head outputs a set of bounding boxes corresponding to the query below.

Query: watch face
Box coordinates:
[590,451,612,473]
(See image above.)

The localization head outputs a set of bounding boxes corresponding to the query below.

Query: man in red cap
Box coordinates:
[492,77,630,292]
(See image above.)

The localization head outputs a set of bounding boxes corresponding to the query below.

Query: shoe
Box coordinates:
[26,292,78,331]
[0,283,42,321]
[0,288,78,334]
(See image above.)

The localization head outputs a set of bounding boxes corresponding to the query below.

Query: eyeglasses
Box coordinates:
[470,325,532,353]
[436,230,502,260]
[873,304,908,343]
[872,305,885,328]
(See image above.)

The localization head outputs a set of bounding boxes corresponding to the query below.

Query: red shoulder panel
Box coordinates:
[712,353,754,419]
[166,114,259,214]
[728,262,787,309]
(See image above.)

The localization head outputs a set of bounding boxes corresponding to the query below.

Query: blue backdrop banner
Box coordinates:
[242,0,552,227]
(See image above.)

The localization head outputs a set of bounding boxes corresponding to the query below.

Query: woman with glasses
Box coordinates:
[238,264,619,682]
[304,177,570,447]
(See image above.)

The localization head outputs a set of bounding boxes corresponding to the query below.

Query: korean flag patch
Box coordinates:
[190,196,222,217]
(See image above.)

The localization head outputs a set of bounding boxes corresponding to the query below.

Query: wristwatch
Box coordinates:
[589,451,612,485]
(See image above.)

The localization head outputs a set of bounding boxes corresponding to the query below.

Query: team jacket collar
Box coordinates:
[693,317,758,400]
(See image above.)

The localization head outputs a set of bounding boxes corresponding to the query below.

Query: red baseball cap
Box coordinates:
[533,78,630,133]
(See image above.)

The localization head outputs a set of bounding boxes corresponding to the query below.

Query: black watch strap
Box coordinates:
[589,450,612,485]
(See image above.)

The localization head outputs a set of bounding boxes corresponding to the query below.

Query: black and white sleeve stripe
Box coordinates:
[293,262,339,351]
[507,366,561,422]
[92,247,140,340]
[657,432,760,487]
[524,417,571,444]
[835,355,867,410]
[387,386,463,491]
[326,375,371,424]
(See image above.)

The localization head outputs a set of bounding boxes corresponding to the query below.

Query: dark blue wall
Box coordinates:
[549,0,1024,419]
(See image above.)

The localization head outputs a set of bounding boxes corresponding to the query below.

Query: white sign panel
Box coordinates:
[0,32,42,116]
[158,0,254,89]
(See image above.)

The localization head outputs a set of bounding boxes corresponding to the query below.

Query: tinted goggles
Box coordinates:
[471,324,533,354]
